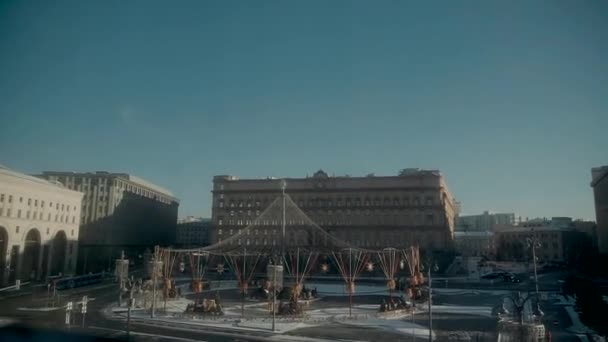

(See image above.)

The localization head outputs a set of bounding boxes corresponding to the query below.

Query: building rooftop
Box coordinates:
[214,168,443,182]
[591,165,608,187]
[0,165,81,194]
[39,170,176,198]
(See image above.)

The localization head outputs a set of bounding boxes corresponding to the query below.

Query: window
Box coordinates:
[47,213,51,221]
[19,197,23,203]
[8,195,12,203]
[49,202,52,207]
[71,229,74,236]
[46,227,50,235]
[0,208,3,216]
[34,199,38,207]
[26,211,30,219]
[33,212,37,220]
[55,214,58,222]
[28,198,31,205]
[218,217,223,226]
[0,194,3,202]
[72,216,75,223]
[6,209,10,217]
[218,229,223,235]
[219,201,224,208]
[61,204,65,211]
[56,203,59,210]
[41,200,45,208]
[15,226,19,233]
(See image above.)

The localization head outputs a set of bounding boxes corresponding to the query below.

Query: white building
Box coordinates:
[456,211,516,232]
[0,166,83,285]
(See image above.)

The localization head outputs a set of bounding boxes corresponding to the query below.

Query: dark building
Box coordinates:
[210,169,457,253]
[175,217,212,247]
[36,171,179,273]
[591,166,608,255]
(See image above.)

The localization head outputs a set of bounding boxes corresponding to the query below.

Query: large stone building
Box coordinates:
[36,171,179,273]
[591,166,608,255]
[210,169,457,252]
[456,211,517,232]
[454,231,495,258]
[494,225,592,263]
[0,166,83,285]
[176,217,212,247]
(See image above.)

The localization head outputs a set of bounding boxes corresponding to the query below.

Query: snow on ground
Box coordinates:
[433,288,511,296]
[17,306,63,312]
[119,281,495,338]
[306,282,391,296]
[431,305,493,318]
[555,295,596,335]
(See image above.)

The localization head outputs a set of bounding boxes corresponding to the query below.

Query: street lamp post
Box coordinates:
[526,233,541,296]
[426,262,439,342]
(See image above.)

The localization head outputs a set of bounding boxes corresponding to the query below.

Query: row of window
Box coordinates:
[218,195,438,209]
[217,213,436,226]
[215,237,438,248]
[0,194,75,212]
[0,207,77,224]
[12,225,75,237]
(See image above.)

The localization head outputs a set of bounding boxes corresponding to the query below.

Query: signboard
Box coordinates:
[81,296,88,313]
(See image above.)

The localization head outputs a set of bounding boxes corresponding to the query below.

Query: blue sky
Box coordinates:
[0,0,606,220]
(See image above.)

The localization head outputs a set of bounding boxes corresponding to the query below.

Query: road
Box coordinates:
[0,279,262,341]
[0,271,583,342]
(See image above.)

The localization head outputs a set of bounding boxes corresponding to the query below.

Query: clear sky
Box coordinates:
[0,0,606,220]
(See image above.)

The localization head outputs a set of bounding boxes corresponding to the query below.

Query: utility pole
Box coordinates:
[428,268,432,342]
[526,231,541,297]
[281,180,286,257]
[242,247,246,318]
[118,250,125,307]
[151,246,158,318]
[272,258,277,332]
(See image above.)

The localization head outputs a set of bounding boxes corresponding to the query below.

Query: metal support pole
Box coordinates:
[532,244,539,296]
[242,247,246,318]
[272,260,277,332]
[281,180,286,257]
[119,250,124,307]
[151,246,158,318]
[428,269,433,342]
[127,305,131,341]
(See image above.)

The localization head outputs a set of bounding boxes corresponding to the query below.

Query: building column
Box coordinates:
[45,242,54,278]
[1,246,13,287]
[14,245,23,284]
[70,242,78,275]
[35,243,45,281]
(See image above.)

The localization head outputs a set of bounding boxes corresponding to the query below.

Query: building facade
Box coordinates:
[456,211,516,232]
[454,231,495,258]
[591,166,608,255]
[210,169,457,252]
[494,225,591,263]
[0,166,83,285]
[36,171,179,273]
[176,218,212,247]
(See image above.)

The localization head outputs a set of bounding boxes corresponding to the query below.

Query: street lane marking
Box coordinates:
[89,326,207,342]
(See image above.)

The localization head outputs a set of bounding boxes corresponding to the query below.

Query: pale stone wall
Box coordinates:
[0,166,83,285]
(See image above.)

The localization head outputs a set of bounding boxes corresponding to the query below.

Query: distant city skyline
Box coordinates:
[1,1,606,221]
